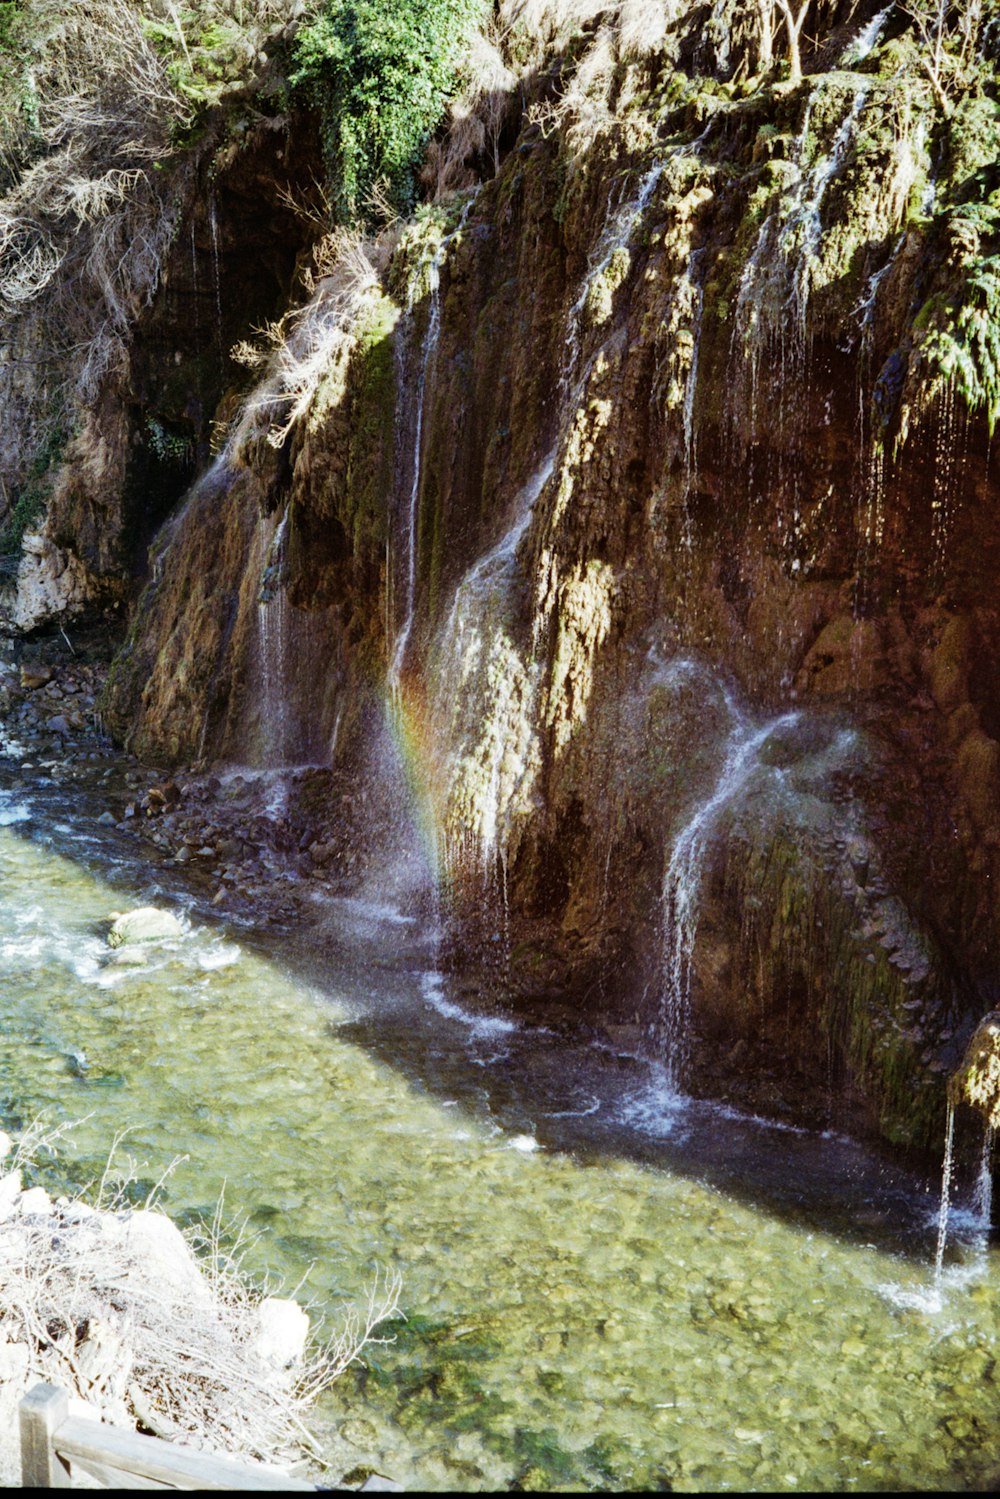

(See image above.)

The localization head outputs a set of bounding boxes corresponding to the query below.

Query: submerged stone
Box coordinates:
[107,906,183,948]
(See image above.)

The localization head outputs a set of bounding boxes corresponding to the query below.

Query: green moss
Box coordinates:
[0,414,69,567]
[342,292,399,557]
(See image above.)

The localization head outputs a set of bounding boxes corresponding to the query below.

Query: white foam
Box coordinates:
[198,942,242,971]
[420,971,517,1038]
[0,797,31,826]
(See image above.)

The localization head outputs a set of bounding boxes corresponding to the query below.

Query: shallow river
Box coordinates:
[1,750,998,1491]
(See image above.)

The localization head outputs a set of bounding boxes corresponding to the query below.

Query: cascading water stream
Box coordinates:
[563,160,665,391]
[388,197,478,701]
[208,194,224,380]
[432,449,557,885]
[973,1125,995,1244]
[257,506,291,772]
[840,4,895,66]
[934,1098,956,1283]
[658,700,799,1088]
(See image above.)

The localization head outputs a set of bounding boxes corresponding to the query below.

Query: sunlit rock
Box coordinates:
[949,1010,1000,1129]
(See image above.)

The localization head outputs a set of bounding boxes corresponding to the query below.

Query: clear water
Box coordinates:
[1,763,999,1491]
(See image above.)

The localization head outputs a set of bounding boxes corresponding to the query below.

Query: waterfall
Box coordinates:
[840,5,895,66]
[786,85,871,334]
[658,699,799,1087]
[735,80,871,392]
[208,194,224,380]
[388,196,478,700]
[563,160,665,390]
[973,1124,995,1234]
[431,450,557,887]
[256,507,291,769]
[933,1098,956,1283]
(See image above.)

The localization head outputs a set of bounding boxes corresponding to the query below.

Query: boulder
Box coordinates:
[107,907,183,948]
[253,1297,309,1370]
[949,1010,1000,1129]
[122,1210,209,1305]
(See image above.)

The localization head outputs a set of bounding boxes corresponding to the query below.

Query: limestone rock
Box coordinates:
[107,906,183,948]
[17,1185,52,1217]
[949,1010,1000,1129]
[122,1210,209,1305]
[254,1296,309,1370]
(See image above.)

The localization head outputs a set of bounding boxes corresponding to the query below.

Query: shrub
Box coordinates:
[291,0,488,221]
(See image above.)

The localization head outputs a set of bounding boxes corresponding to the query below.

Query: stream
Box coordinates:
[1,740,999,1491]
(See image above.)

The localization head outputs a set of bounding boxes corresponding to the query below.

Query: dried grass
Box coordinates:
[230,228,382,454]
[0,1122,402,1471]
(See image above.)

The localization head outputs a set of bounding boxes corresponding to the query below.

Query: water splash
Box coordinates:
[658,697,799,1087]
[388,196,478,700]
[933,1098,956,1283]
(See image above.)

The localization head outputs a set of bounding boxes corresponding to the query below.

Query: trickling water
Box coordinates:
[840,4,895,66]
[973,1125,995,1231]
[563,160,664,390]
[681,248,706,508]
[658,698,799,1087]
[432,450,557,882]
[257,507,291,769]
[208,194,224,380]
[787,84,871,334]
[388,197,478,700]
[934,1098,956,1282]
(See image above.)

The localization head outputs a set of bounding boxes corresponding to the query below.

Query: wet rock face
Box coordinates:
[950,1012,1000,1131]
[54,29,1000,1151]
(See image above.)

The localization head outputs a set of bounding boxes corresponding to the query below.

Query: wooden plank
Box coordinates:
[69,1453,173,1489]
[53,1416,316,1491]
[20,1382,72,1488]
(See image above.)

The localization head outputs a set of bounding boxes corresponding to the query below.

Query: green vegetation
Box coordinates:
[291,0,487,220]
[0,414,67,566]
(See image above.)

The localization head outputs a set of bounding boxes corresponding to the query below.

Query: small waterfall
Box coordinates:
[658,699,799,1087]
[973,1125,995,1232]
[208,194,224,380]
[840,5,895,66]
[257,507,291,769]
[735,81,871,396]
[431,449,557,885]
[563,160,664,389]
[933,1098,956,1283]
[787,85,871,335]
[388,196,478,700]
[681,249,706,508]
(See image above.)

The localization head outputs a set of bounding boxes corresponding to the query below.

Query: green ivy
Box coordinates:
[290,0,487,222]
[923,254,1000,434]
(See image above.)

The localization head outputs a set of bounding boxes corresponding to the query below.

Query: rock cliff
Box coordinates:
[5,1,1000,1154]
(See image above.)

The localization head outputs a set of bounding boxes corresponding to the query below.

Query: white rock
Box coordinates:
[0,1170,23,1222]
[254,1297,309,1370]
[0,1341,29,1382]
[0,1130,12,1159]
[107,907,184,948]
[17,1185,52,1217]
[122,1210,209,1305]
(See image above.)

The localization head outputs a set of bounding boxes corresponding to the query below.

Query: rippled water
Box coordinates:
[1,758,999,1491]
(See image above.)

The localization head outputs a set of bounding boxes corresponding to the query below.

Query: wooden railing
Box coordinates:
[19,1383,402,1491]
